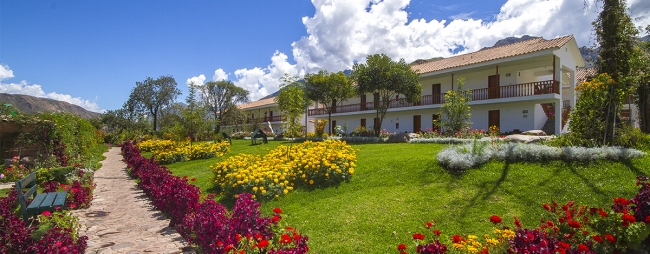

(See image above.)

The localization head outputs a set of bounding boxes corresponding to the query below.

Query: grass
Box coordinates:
[161,140,650,253]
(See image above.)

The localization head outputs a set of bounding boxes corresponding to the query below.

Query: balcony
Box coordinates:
[246,115,282,123]
[308,80,559,116]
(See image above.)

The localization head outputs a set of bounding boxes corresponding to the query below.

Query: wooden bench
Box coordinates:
[15,172,67,223]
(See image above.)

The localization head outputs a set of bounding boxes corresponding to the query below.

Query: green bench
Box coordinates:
[15,172,67,223]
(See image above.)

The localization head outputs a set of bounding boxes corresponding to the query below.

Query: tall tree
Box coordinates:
[198,80,249,134]
[304,70,355,134]
[125,75,181,132]
[275,74,309,138]
[352,53,421,136]
[592,0,638,143]
[632,25,650,132]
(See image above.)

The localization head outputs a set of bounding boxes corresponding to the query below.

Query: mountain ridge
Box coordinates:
[0,93,101,118]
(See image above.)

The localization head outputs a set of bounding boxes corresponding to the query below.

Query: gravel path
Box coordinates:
[71,147,194,254]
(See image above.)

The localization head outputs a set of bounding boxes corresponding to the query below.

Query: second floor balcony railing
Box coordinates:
[308,80,560,116]
[246,115,283,123]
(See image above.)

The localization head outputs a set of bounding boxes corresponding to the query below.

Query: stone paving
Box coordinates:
[71,147,195,254]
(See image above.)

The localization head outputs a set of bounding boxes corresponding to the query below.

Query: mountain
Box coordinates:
[0,93,101,118]
[489,35,541,48]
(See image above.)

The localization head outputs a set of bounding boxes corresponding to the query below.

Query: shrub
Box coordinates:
[0,156,31,183]
[212,140,357,200]
[138,139,230,164]
[437,142,646,171]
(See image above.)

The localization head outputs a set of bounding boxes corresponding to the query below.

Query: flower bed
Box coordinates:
[138,139,230,164]
[397,176,650,253]
[0,187,88,253]
[121,141,309,253]
[212,140,357,200]
[437,141,647,171]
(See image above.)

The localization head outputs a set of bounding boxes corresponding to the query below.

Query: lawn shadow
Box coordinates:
[562,160,608,197]
[458,161,511,219]
[621,159,650,177]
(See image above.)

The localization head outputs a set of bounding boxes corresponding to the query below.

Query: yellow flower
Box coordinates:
[309,180,314,185]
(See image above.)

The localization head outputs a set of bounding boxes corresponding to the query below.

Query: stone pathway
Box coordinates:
[71,147,195,254]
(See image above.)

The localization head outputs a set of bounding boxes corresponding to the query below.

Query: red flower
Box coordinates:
[583,230,589,235]
[591,235,603,243]
[273,215,281,222]
[70,203,77,209]
[646,215,650,223]
[285,226,293,231]
[543,203,551,211]
[614,197,630,205]
[190,177,196,181]
[413,233,425,240]
[280,234,292,244]
[605,234,616,243]
[557,241,570,249]
[425,221,433,228]
[397,243,407,251]
[599,208,608,217]
[257,239,269,248]
[433,229,441,236]
[514,216,522,228]
[622,213,636,226]
[578,244,589,251]
[183,175,188,179]
[41,211,52,217]
[490,215,502,224]
[273,207,282,214]
[452,235,465,243]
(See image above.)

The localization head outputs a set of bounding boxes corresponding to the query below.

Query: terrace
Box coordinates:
[308,80,560,116]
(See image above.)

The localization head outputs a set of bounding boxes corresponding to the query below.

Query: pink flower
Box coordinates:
[41,211,52,217]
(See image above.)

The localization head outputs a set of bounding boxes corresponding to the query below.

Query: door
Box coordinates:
[331,99,337,113]
[488,110,500,131]
[432,84,441,104]
[361,119,366,128]
[373,93,380,109]
[488,75,500,99]
[360,94,367,110]
[269,111,273,121]
[331,120,336,134]
[413,115,421,133]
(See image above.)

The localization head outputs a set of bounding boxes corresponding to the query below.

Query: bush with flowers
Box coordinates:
[0,187,88,253]
[397,176,650,253]
[0,156,31,183]
[40,167,96,210]
[121,141,309,253]
[212,140,357,200]
[138,139,230,164]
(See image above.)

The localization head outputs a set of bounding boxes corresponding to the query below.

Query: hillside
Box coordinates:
[0,93,101,118]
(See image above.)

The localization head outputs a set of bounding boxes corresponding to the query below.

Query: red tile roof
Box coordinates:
[411,35,575,74]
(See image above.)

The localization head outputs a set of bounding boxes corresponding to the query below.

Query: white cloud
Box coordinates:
[0,64,15,80]
[186,74,206,86]
[218,0,650,101]
[0,80,104,113]
[212,69,229,81]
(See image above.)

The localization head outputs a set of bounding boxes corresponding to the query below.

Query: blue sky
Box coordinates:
[1,0,649,112]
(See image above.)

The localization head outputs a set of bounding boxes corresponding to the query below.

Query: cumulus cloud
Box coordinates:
[0,65,103,112]
[0,80,104,113]
[186,74,206,86]
[0,64,14,80]
[212,69,229,81]
[217,0,650,101]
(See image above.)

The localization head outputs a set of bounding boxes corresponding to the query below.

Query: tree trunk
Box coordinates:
[639,83,650,133]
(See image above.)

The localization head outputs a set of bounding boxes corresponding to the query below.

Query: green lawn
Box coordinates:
[162,140,650,253]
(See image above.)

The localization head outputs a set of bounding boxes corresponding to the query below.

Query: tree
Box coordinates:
[632,26,650,133]
[591,0,638,143]
[125,75,181,132]
[198,80,249,134]
[352,53,421,136]
[275,74,309,138]
[440,78,472,133]
[304,70,355,134]
[569,73,622,145]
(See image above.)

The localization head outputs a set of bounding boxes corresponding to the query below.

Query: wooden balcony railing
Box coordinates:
[308,80,560,116]
[246,115,282,123]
